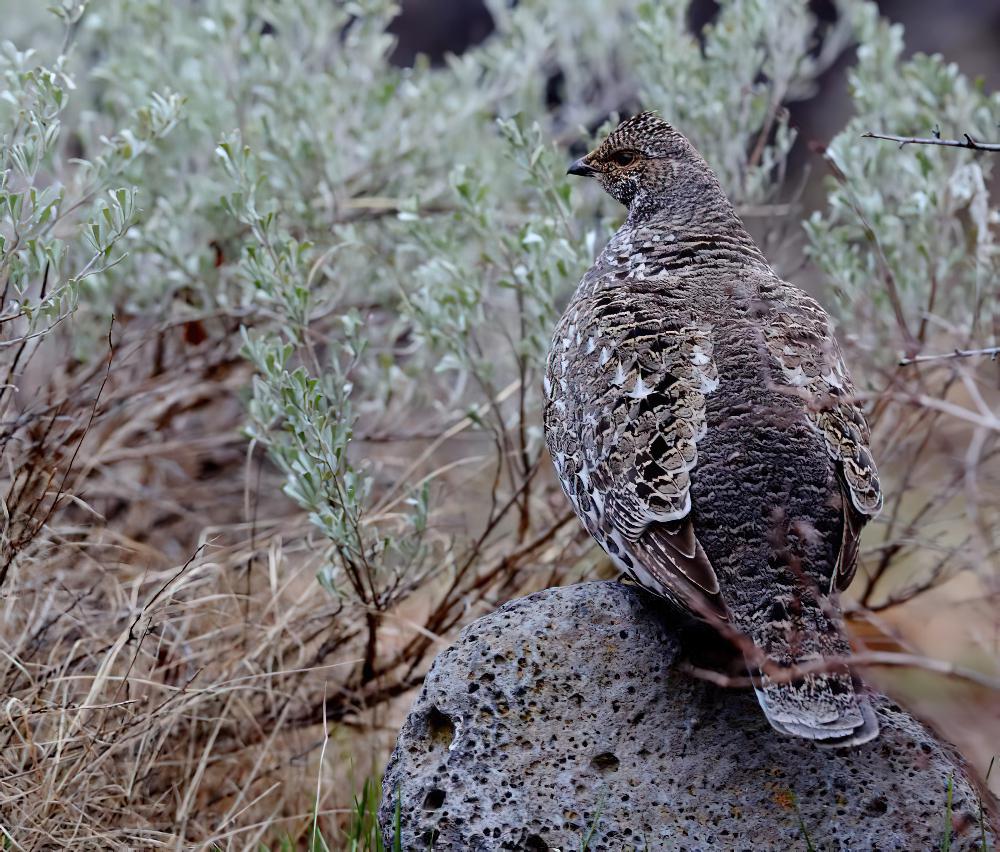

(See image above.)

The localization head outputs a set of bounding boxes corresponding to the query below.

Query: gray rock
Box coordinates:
[380,582,994,851]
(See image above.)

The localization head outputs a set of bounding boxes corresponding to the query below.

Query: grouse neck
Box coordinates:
[624,170,743,232]
[619,205,764,259]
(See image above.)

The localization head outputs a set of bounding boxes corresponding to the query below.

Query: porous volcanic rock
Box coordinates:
[380,582,993,851]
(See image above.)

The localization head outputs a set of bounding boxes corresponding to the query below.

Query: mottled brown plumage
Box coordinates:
[546,112,882,745]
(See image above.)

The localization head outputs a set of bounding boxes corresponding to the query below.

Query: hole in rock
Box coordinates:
[425,705,456,748]
[422,788,446,810]
[591,751,620,772]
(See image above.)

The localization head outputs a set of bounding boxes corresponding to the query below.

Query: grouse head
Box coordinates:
[567,111,728,224]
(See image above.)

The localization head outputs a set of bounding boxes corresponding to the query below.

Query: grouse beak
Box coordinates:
[567,157,598,177]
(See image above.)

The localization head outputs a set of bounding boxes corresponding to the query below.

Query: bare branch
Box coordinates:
[899,345,1000,366]
[684,650,1000,692]
[862,131,1000,153]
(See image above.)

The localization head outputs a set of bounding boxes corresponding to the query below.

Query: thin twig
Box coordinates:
[862,131,1000,153]
[899,345,1000,366]
[684,649,1000,692]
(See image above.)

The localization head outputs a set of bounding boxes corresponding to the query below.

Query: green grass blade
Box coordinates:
[941,773,954,852]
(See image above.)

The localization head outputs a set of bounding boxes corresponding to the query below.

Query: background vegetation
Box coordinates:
[0,0,997,847]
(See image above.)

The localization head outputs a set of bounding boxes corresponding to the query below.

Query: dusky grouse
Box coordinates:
[545,112,882,746]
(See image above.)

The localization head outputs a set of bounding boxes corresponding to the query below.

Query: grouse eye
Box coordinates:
[611,150,637,167]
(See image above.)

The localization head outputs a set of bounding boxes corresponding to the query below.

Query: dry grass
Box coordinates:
[0,314,590,848]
